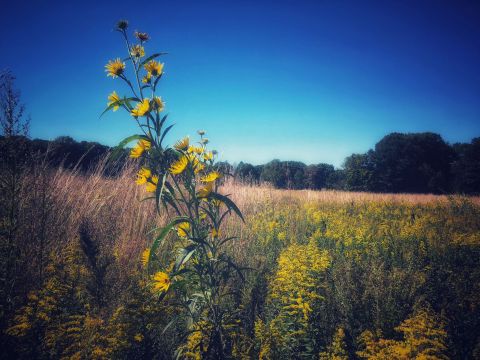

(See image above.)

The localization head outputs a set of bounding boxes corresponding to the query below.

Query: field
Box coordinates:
[1,161,479,359]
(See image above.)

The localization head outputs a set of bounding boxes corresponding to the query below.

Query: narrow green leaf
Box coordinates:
[210,192,245,223]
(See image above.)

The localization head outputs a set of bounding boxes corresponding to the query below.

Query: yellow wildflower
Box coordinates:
[130,44,145,58]
[174,137,189,151]
[169,155,188,175]
[107,91,120,111]
[146,175,159,193]
[136,167,151,185]
[141,248,150,268]
[198,182,213,198]
[131,98,150,117]
[177,222,190,238]
[142,72,151,83]
[105,58,125,78]
[134,333,144,342]
[201,171,221,183]
[154,96,164,112]
[203,151,213,161]
[144,60,164,77]
[130,139,151,158]
[152,271,171,292]
[188,145,204,155]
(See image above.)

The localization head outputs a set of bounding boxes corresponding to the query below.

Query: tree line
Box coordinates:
[1,131,479,194]
[234,132,480,194]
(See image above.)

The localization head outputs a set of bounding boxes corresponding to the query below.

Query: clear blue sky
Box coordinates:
[1,0,479,167]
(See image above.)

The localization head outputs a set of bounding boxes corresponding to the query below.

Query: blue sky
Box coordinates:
[1,0,479,167]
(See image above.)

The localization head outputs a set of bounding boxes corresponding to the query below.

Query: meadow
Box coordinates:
[1,160,479,359]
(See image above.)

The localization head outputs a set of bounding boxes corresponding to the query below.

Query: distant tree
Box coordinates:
[235,162,261,185]
[305,163,336,190]
[0,70,29,137]
[343,151,375,191]
[451,138,480,194]
[373,133,454,193]
[260,160,306,189]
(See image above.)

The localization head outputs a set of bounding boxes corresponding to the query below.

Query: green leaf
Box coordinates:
[140,52,168,67]
[148,216,189,274]
[174,245,196,272]
[117,134,149,149]
[155,173,167,214]
[159,124,175,147]
[210,192,245,223]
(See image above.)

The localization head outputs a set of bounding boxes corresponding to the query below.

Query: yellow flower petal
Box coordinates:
[145,175,159,193]
[169,155,188,175]
[201,171,221,183]
[177,222,190,238]
[141,248,150,268]
[131,98,150,117]
[105,58,125,78]
[152,271,170,292]
[174,136,190,151]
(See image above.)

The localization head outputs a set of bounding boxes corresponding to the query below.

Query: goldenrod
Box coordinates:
[105,58,125,78]
[141,248,150,268]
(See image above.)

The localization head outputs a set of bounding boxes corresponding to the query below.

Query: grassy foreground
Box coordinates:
[2,162,480,359]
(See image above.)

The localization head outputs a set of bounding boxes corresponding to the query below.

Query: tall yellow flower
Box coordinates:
[131,98,150,117]
[197,182,213,198]
[146,175,159,193]
[144,60,164,77]
[136,167,151,185]
[169,155,188,175]
[141,248,150,268]
[130,44,145,58]
[203,151,213,161]
[107,91,121,111]
[105,58,125,78]
[142,72,152,84]
[154,96,164,112]
[152,271,171,292]
[177,222,190,238]
[188,145,204,155]
[174,137,189,151]
[130,139,151,158]
[201,171,221,183]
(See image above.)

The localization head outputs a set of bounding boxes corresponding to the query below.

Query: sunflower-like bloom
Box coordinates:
[146,175,159,193]
[141,248,150,268]
[131,98,150,117]
[107,91,121,111]
[187,145,204,155]
[130,139,151,158]
[136,167,151,185]
[152,271,171,292]
[197,182,213,198]
[177,222,190,238]
[203,151,214,161]
[191,155,205,174]
[105,58,125,78]
[169,155,188,175]
[174,137,189,151]
[130,44,145,58]
[201,171,221,183]
[144,60,164,77]
[154,96,164,112]
[135,31,150,42]
[142,72,152,84]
